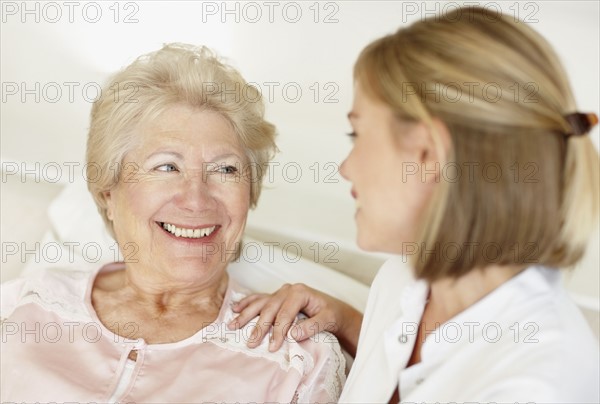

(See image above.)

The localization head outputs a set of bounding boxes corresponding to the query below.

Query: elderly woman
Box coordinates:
[0,43,345,403]
[230,6,600,403]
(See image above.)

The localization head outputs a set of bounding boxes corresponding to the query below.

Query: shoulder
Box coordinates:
[466,266,599,402]
[295,329,346,400]
[210,280,346,398]
[1,266,97,321]
[472,333,599,403]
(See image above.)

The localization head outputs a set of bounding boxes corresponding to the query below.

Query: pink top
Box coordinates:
[1,263,345,403]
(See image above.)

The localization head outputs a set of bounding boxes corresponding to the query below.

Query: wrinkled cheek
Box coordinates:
[229,208,249,243]
[112,217,150,263]
[110,190,156,250]
[224,201,250,257]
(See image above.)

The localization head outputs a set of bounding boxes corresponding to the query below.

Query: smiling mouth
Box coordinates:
[158,222,218,239]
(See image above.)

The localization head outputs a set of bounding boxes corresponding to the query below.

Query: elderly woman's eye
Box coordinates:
[218,165,238,174]
[155,163,179,172]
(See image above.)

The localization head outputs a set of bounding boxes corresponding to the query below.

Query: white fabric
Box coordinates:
[340,256,600,403]
[108,359,135,403]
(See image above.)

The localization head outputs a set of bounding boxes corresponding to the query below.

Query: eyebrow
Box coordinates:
[146,151,184,160]
[145,150,244,161]
[211,152,245,161]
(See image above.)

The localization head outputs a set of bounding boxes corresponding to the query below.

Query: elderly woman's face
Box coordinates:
[104,104,250,284]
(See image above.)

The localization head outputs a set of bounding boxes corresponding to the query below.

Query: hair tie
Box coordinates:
[564,112,598,137]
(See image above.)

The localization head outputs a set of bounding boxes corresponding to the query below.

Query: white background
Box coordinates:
[1,1,599,301]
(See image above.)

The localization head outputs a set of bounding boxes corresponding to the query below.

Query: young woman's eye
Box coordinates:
[347,132,357,141]
[218,165,238,174]
[155,163,179,172]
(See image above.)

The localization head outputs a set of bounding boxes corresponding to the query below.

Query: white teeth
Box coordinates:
[161,222,216,239]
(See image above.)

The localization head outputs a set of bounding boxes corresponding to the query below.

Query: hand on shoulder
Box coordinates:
[228,283,363,355]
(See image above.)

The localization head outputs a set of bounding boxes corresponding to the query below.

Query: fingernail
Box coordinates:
[292,325,304,340]
[248,330,257,345]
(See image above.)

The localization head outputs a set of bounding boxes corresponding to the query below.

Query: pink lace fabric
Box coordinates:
[1,263,345,403]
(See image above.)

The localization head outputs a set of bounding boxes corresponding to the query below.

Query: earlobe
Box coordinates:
[414,118,452,184]
[103,190,114,221]
[430,118,452,165]
[421,118,451,166]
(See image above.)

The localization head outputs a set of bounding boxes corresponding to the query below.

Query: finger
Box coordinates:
[268,292,312,351]
[245,290,295,347]
[290,314,337,342]
[232,293,266,312]
[263,284,319,351]
[268,309,298,352]
[247,309,278,347]
[228,296,270,329]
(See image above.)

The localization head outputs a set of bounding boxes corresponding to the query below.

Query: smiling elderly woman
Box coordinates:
[0,43,345,403]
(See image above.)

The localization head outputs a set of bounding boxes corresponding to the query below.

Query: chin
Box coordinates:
[357,233,407,255]
[169,259,226,282]
[356,235,377,252]
[163,248,225,266]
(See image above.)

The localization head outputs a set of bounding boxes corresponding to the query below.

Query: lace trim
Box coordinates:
[320,331,347,401]
[203,320,313,375]
[7,271,93,323]
[202,288,314,374]
[293,331,346,403]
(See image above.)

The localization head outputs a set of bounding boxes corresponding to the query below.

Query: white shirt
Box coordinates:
[339,256,600,403]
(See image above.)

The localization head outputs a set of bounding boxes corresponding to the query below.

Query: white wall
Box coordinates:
[1,1,598,299]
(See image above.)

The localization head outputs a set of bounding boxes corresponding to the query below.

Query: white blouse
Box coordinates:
[339,257,600,403]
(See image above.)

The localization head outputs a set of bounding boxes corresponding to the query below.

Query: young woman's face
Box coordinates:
[340,83,440,254]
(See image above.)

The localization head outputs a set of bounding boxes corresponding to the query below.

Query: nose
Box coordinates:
[339,154,351,181]
[176,170,217,212]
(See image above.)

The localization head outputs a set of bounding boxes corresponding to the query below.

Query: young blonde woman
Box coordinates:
[229,6,600,403]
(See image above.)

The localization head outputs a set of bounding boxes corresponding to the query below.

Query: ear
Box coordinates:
[397,118,451,185]
[103,190,114,221]
[421,118,451,166]
[411,119,452,187]
[430,118,452,166]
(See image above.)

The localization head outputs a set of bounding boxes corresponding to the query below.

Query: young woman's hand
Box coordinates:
[228,283,363,356]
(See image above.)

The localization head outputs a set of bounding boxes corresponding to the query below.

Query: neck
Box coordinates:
[114,266,229,315]
[426,264,526,323]
[91,264,231,345]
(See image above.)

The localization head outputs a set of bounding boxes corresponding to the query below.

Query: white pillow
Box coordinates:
[47,178,118,263]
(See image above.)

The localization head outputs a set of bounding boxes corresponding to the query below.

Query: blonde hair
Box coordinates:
[86,43,277,237]
[354,7,599,281]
